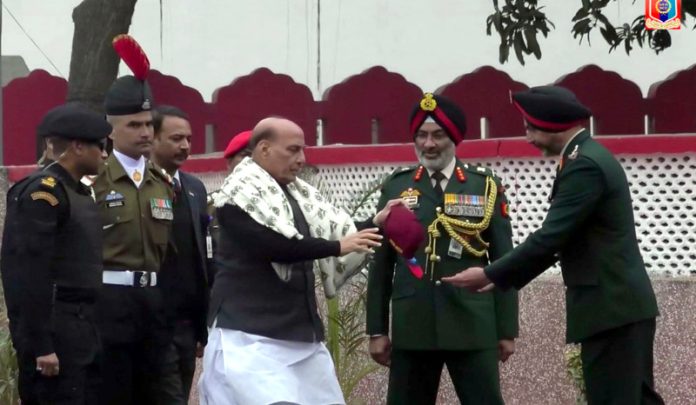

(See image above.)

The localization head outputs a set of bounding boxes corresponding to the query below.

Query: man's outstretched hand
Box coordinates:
[441,267,495,292]
[339,228,383,255]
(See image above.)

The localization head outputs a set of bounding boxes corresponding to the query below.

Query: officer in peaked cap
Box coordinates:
[1,103,110,404]
[366,93,518,405]
[92,34,176,404]
[444,85,663,404]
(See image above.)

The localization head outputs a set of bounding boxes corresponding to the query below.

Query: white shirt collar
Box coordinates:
[112,149,146,185]
[173,170,181,182]
[560,128,586,157]
[113,149,146,171]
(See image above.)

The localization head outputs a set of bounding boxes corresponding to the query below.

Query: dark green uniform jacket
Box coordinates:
[485,130,659,343]
[92,153,174,272]
[367,160,519,350]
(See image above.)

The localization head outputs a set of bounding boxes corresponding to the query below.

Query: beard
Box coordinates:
[415,143,456,171]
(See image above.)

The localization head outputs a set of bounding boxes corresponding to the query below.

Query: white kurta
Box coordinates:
[199,327,346,405]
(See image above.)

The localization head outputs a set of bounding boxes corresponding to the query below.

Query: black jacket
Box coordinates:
[158,171,211,343]
[1,163,102,356]
[208,204,341,342]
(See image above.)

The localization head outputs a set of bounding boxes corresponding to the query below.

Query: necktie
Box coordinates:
[431,171,446,200]
[172,177,182,195]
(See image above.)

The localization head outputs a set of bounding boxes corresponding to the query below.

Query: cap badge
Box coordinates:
[142,99,151,110]
[420,93,437,112]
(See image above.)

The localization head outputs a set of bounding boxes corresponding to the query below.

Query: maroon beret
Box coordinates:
[384,205,426,279]
[223,130,252,159]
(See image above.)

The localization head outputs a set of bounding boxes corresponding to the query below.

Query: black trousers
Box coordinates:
[581,318,664,405]
[96,286,170,405]
[387,348,503,405]
[16,302,101,405]
[159,319,198,405]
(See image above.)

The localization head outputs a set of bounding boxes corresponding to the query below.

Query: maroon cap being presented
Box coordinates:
[223,130,252,159]
[384,205,426,278]
[384,205,424,258]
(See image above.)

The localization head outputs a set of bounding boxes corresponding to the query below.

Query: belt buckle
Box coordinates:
[134,271,149,287]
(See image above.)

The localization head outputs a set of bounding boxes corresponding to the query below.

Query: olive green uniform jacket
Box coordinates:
[92,153,174,273]
[366,160,519,350]
[485,130,659,343]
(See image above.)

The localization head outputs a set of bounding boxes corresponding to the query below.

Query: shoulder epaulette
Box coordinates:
[390,165,417,178]
[25,174,63,206]
[148,162,174,185]
[464,164,496,178]
[39,176,57,189]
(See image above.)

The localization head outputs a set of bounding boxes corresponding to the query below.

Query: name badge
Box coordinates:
[444,194,485,217]
[150,198,173,220]
[448,239,463,259]
[206,235,213,259]
[400,188,421,209]
[106,191,125,208]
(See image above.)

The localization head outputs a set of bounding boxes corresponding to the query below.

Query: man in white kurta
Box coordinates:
[199,117,385,405]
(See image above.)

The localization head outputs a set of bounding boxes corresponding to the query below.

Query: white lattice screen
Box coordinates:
[196,153,696,276]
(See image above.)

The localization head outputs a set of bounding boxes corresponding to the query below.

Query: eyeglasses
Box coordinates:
[83,139,107,151]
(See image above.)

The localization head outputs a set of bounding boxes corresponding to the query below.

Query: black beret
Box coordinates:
[409,93,467,145]
[512,86,591,132]
[37,103,112,141]
[104,75,154,116]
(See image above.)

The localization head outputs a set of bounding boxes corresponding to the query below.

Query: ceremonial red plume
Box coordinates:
[112,34,150,80]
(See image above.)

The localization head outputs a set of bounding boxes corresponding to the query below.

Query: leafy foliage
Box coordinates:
[299,166,389,402]
[564,344,587,404]
[487,0,554,65]
[488,0,696,64]
[326,278,380,403]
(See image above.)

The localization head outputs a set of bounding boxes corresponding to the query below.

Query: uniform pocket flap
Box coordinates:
[391,285,416,300]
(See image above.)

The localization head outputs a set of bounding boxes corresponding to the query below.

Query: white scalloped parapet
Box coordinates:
[196,153,695,277]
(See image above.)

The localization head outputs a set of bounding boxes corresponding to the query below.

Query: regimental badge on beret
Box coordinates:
[419,93,438,112]
[142,99,151,110]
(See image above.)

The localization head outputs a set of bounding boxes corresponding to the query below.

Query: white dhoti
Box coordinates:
[199,327,346,405]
